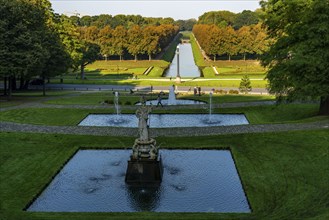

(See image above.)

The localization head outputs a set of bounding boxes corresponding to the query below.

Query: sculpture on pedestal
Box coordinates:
[125,96,163,185]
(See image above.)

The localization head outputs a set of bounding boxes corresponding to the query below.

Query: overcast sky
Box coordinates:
[50,0,261,20]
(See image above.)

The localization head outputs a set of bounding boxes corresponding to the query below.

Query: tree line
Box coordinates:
[197,10,262,30]
[0,0,179,95]
[79,24,179,61]
[69,14,196,31]
[192,23,270,61]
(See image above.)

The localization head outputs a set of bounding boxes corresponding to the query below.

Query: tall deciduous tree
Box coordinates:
[237,26,253,61]
[112,26,127,61]
[141,26,160,61]
[261,0,329,115]
[127,25,143,61]
[0,0,71,96]
[76,41,100,79]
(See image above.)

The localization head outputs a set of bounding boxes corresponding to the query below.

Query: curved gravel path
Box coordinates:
[1,96,327,136]
[1,120,328,137]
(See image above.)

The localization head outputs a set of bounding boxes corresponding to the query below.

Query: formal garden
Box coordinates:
[0,0,328,219]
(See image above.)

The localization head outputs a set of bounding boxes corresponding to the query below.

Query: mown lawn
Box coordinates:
[44,93,275,106]
[0,103,326,126]
[0,130,328,219]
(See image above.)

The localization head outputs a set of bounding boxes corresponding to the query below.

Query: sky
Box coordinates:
[50,0,261,20]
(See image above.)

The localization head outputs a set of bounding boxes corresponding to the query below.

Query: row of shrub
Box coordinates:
[213,89,239,94]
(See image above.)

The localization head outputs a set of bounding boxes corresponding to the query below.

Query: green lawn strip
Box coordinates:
[180,79,268,88]
[0,130,328,219]
[0,103,325,126]
[0,91,78,108]
[86,60,169,69]
[190,34,207,67]
[44,93,275,106]
[176,94,276,104]
[45,93,143,105]
[213,61,267,73]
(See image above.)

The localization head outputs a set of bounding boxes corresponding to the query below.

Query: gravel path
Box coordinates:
[1,96,327,137]
[1,120,328,137]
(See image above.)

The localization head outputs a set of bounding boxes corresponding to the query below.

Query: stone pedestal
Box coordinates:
[125,157,163,185]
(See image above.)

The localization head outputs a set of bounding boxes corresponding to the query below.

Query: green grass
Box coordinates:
[0,91,78,108]
[44,93,275,106]
[177,94,276,104]
[45,92,143,105]
[190,34,207,67]
[181,79,268,88]
[0,130,328,219]
[1,103,326,126]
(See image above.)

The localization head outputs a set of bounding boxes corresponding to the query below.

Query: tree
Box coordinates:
[141,26,160,61]
[0,0,71,96]
[239,75,252,94]
[223,26,238,61]
[237,26,253,61]
[260,0,329,115]
[76,41,100,79]
[127,25,143,61]
[112,26,127,61]
[234,10,259,30]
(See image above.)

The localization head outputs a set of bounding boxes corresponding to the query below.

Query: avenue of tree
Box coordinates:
[0,0,178,95]
[193,23,269,61]
[0,0,327,115]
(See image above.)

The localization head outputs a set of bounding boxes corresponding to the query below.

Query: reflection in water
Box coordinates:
[127,186,161,211]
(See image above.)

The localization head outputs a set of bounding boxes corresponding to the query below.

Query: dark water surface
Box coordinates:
[27,150,250,213]
[78,114,249,127]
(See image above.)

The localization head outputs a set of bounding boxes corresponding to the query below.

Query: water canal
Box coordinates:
[165,43,201,78]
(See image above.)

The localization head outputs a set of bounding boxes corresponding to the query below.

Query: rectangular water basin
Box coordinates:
[78,114,249,127]
[27,149,251,213]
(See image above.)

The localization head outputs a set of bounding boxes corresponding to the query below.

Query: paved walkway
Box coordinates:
[1,94,328,137]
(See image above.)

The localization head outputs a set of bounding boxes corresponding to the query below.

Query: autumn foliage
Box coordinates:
[193,23,269,61]
[79,24,179,61]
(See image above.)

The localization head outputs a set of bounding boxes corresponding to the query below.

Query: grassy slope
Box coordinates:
[0,130,328,220]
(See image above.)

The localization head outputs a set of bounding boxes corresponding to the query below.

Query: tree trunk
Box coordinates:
[229,54,231,61]
[8,75,12,99]
[149,54,151,61]
[11,75,16,90]
[319,96,329,115]
[244,53,246,61]
[4,76,7,95]
[120,55,122,61]
[81,64,85,79]
[214,54,216,62]
[42,75,46,96]
[134,55,137,62]
[23,80,29,90]
[19,74,24,90]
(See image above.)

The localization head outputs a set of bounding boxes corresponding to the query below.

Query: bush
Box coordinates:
[104,100,114,104]
[228,90,239,94]
[125,101,132,105]
[215,89,228,94]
